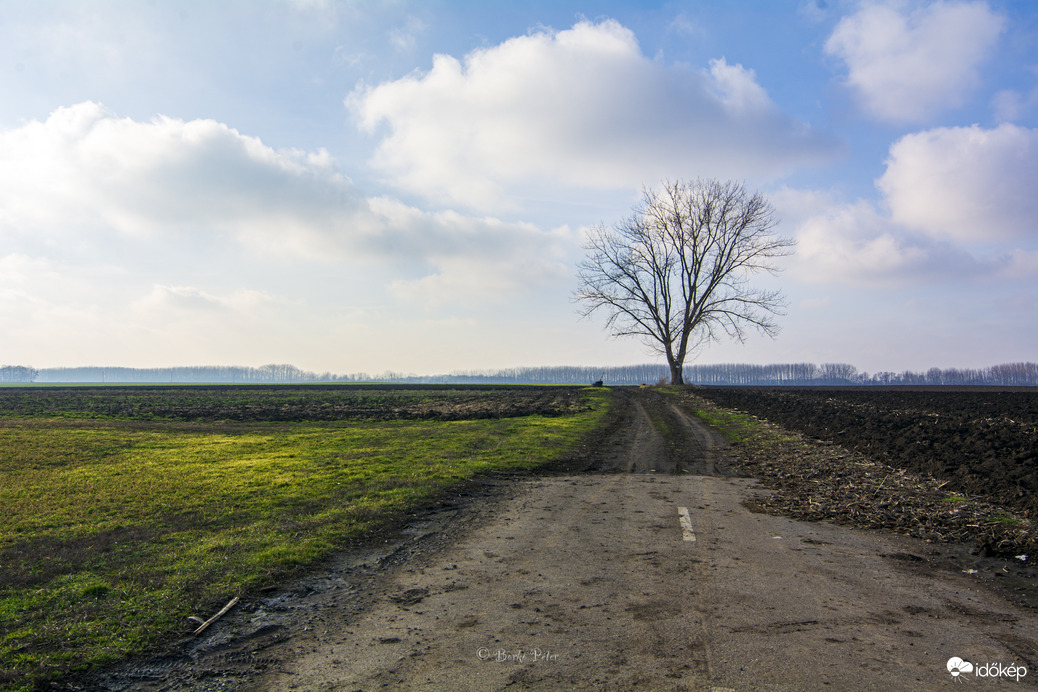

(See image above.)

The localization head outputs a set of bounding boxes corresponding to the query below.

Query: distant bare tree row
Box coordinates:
[22,364,337,384]
[4,362,1037,386]
[683,362,1038,386]
[868,362,1038,387]
[0,366,39,383]
[441,362,1038,386]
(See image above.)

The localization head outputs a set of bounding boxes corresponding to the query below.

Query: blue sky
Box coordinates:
[1,0,1036,375]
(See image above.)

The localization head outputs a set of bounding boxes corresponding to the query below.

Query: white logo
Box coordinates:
[947,657,975,678]
[948,656,1028,682]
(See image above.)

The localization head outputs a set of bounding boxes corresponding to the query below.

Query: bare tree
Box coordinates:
[576,179,795,385]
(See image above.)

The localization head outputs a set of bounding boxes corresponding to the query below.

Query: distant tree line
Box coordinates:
[399,364,670,385]
[24,364,340,384]
[678,361,1038,386]
[864,362,1038,387]
[3,362,1036,386]
[384,362,1038,386]
[0,366,39,383]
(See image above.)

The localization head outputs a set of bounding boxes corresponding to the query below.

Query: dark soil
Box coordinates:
[0,384,590,423]
[694,386,1038,520]
[665,387,1037,584]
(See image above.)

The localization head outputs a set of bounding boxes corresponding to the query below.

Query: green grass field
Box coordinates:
[0,386,609,691]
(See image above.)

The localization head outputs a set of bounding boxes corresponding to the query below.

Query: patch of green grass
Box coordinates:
[650,387,762,444]
[688,408,761,444]
[0,388,609,690]
[941,495,968,503]
[990,513,1026,526]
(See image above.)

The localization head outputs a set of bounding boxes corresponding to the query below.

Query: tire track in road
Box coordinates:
[254,476,715,690]
[247,389,719,691]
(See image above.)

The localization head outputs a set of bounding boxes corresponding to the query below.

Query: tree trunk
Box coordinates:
[669,362,684,385]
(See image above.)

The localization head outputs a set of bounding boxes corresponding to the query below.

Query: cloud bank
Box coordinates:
[0,102,571,309]
[348,19,837,211]
[784,122,1038,284]
[878,123,1038,244]
[0,101,597,368]
[825,1,1004,123]
[0,101,373,259]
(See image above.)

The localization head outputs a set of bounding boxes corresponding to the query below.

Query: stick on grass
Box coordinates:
[193,596,240,636]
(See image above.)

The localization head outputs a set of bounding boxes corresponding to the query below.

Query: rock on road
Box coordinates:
[100,388,1037,691]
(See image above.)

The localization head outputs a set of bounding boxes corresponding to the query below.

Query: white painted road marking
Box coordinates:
[678,506,696,543]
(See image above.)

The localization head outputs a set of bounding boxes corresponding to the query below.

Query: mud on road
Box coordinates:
[87,388,1038,691]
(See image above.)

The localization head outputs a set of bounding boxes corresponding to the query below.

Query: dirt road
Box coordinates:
[96,388,1036,690]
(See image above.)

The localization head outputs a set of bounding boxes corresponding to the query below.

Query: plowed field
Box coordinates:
[0,384,588,422]
[695,387,1038,518]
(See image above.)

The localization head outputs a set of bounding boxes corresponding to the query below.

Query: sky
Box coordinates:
[1,0,1036,376]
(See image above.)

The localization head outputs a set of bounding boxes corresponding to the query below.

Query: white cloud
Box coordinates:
[825,1,1005,123]
[707,58,772,113]
[369,199,575,306]
[784,196,975,284]
[775,183,1035,286]
[132,285,279,316]
[877,123,1038,244]
[0,102,572,309]
[0,101,374,259]
[0,102,599,374]
[388,244,569,308]
[348,19,836,211]
[781,121,1038,288]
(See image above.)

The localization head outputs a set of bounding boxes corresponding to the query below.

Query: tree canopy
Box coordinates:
[576,179,795,384]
